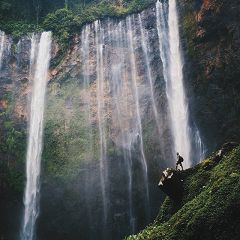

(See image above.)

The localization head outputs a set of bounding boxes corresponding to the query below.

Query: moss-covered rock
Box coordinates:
[126,144,240,240]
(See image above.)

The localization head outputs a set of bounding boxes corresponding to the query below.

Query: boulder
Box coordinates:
[158,168,183,201]
[213,142,239,162]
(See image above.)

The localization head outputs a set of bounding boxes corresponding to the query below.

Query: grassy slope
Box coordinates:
[127,145,240,240]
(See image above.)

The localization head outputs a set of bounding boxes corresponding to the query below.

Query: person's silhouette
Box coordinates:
[176,152,184,171]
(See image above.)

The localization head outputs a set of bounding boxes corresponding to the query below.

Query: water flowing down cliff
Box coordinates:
[156,0,205,167]
[0,2,206,240]
[35,2,204,238]
[0,31,11,70]
[0,31,5,70]
[167,0,192,166]
[21,32,52,240]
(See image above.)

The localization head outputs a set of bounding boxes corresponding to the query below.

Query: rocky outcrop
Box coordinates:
[158,168,183,201]
[212,142,239,163]
[127,144,240,240]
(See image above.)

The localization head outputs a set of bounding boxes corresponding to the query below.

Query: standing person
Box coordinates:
[176,152,184,171]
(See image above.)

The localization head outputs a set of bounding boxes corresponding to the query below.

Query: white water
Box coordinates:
[0,31,6,69]
[107,20,136,232]
[127,15,150,217]
[156,0,192,167]
[168,0,191,167]
[81,25,95,235]
[156,0,169,89]
[29,34,38,75]
[94,20,108,225]
[138,14,163,143]
[21,32,52,240]
[194,128,206,161]
[85,16,151,232]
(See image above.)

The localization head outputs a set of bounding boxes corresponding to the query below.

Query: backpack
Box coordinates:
[179,156,184,163]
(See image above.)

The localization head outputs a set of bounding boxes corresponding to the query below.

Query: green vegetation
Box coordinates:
[0,0,155,66]
[43,0,155,64]
[0,20,41,39]
[0,120,25,192]
[126,145,240,240]
[0,0,154,41]
[182,10,198,58]
[42,78,99,179]
[0,93,26,193]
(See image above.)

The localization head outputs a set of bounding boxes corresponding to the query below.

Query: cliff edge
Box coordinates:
[127,143,240,240]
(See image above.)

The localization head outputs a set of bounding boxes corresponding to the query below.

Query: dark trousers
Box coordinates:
[176,162,183,170]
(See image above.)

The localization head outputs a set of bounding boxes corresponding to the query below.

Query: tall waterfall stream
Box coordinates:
[21,32,52,240]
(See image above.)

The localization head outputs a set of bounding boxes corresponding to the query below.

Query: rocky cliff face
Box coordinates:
[178,0,240,151]
[0,35,29,240]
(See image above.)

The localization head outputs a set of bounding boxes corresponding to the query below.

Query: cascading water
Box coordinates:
[21,32,52,240]
[94,20,109,227]
[0,31,6,69]
[137,12,169,162]
[29,34,38,75]
[106,20,136,232]
[76,15,154,238]
[80,25,95,236]
[156,0,205,167]
[168,0,191,167]
[30,3,205,240]
[194,128,206,162]
[126,15,150,220]
[138,14,162,139]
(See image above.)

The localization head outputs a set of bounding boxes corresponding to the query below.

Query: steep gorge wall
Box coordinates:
[178,0,240,152]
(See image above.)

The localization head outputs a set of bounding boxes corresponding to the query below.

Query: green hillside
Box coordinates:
[127,144,240,240]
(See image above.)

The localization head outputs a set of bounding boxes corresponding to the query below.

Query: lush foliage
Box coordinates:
[126,145,240,240]
[0,0,155,65]
[43,0,154,46]
[0,0,154,40]
[0,93,26,193]
[42,78,100,179]
[0,20,41,39]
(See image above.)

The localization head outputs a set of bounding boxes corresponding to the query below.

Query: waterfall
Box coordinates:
[156,0,169,95]
[138,14,162,143]
[107,19,137,233]
[194,128,206,162]
[126,15,150,219]
[155,0,205,167]
[77,15,153,237]
[168,0,191,167]
[29,34,38,75]
[0,31,6,70]
[94,20,108,226]
[21,32,52,240]
[20,3,205,239]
